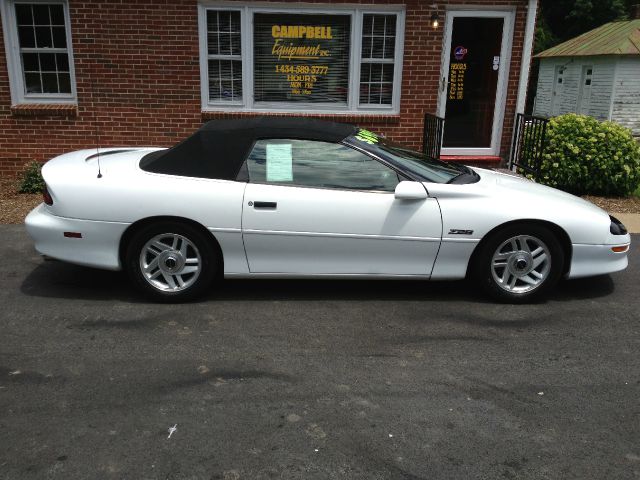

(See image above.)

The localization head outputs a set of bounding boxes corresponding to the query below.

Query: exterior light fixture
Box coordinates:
[431,12,440,29]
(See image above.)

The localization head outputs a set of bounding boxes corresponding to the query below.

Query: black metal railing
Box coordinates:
[508,113,549,179]
[423,113,445,160]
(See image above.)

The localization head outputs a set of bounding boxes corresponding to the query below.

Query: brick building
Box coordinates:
[0,0,538,177]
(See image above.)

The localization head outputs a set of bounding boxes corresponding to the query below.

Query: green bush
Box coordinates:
[537,114,640,196]
[18,161,45,194]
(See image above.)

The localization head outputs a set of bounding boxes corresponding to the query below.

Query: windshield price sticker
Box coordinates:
[354,129,379,145]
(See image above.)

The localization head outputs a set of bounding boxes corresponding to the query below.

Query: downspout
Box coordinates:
[515,0,539,114]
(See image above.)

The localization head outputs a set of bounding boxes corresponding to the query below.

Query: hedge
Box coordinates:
[537,114,640,197]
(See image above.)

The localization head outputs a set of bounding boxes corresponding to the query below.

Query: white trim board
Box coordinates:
[515,0,538,114]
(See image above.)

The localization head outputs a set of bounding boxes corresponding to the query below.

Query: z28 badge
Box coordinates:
[448,229,474,235]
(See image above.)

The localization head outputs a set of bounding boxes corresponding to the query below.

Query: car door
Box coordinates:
[241,139,443,275]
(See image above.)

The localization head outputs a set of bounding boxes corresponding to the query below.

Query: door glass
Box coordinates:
[443,17,504,148]
[246,139,399,191]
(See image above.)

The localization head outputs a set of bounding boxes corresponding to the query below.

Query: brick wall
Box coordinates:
[0,0,532,177]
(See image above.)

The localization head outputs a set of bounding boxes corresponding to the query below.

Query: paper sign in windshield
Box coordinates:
[266,144,293,182]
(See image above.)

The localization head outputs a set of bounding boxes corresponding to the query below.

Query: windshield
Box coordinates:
[347,129,471,184]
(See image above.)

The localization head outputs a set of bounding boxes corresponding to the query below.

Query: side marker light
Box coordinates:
[611,245,629,253]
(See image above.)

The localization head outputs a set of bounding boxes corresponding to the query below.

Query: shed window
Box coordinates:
[584,67,593,86]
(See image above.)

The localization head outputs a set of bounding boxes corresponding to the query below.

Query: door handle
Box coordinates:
[253,201,277,209]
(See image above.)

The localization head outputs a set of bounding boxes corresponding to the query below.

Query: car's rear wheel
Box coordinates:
[125,221,218,302]
[472,224,564,303]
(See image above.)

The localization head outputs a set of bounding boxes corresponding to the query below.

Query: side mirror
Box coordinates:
[394,181,428,200]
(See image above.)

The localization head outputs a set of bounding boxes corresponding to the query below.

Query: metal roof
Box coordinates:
[535,19,640,58]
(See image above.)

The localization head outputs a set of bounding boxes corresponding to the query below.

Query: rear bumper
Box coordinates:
[25,204,129,271]
[568,239,631,279]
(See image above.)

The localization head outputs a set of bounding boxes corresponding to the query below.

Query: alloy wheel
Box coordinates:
[139,233,201,292]
[490,234,551,294]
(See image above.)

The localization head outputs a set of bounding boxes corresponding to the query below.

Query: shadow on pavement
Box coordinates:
[20,259,138,302]
[20,258,616,303]
[551,275,616,301]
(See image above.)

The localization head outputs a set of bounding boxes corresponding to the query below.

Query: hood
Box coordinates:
[425,167,613,245]
[474,168,608,216]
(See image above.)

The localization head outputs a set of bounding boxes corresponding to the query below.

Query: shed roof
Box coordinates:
[535,19,640,58]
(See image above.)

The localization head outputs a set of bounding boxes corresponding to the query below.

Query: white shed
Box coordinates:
[533,19,640,138]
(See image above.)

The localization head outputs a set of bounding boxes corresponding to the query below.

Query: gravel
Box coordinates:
[582,195,640,214]
[0,179,41,224]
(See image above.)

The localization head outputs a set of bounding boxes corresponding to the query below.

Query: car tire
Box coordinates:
[124,221,218,302]
[471,224,565,303]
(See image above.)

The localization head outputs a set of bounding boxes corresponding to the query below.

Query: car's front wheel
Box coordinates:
[125,221,218,302]
[472,224,565,303]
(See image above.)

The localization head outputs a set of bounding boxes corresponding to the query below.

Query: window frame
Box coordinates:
[241,138,408,193]
[358,13,398,108]
[1,0,77,104]
[201,7,245,106]
[197,2,405,114]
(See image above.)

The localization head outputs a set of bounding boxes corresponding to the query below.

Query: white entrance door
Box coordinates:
[437,10,515,156]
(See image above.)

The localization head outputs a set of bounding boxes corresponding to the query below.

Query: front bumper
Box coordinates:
[25,204,130,271]
[568,236,631,279]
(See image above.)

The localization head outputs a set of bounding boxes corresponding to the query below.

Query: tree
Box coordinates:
[534,9,557,54]
[538,0,633,51]
[527,0,636,113]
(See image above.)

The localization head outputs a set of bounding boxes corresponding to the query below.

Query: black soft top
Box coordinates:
[140,116,358,180]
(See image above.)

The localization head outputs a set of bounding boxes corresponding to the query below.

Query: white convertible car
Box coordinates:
[26,117,630,303]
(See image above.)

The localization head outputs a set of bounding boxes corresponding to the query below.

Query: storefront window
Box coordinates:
[253,13,351,105]
[199,5,404,113]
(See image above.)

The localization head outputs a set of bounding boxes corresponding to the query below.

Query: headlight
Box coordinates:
[610,215,628,235]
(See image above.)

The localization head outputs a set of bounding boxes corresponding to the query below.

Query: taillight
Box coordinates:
[43,185,53,205]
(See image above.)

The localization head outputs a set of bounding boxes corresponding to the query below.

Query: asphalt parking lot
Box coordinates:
[1,225,639,480]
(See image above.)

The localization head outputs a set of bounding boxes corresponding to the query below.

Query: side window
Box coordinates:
[245,139,400,192]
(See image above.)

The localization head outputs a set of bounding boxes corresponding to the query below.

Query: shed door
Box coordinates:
[578,66,593,115]
[551,66,565,116]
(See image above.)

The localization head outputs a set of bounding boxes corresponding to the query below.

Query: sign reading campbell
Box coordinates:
[254,13,350,104]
